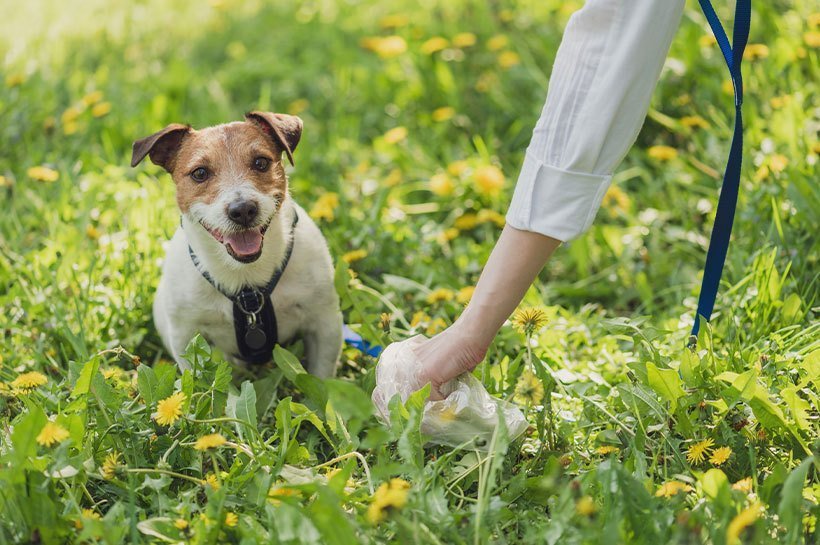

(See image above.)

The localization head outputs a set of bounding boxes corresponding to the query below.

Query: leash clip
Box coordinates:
[236,287,265,316]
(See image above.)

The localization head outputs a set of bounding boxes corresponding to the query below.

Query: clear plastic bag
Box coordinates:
[372,335,528,449]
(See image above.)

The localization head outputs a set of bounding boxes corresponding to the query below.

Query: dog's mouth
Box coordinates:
[200,218,273,263]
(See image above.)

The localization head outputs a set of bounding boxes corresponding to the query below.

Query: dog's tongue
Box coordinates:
[224,229,263,256]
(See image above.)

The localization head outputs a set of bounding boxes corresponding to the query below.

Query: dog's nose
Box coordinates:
[227,200,259,227]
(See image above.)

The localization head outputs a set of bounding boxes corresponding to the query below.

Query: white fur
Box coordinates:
[153,194,342,378]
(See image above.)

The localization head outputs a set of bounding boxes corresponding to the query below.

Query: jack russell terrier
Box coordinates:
[131,111,342,377]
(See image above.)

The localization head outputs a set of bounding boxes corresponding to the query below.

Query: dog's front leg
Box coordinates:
[303,313,343,378]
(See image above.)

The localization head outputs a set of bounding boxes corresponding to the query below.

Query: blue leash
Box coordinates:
[345,1,751,355]
[691,0,751,338]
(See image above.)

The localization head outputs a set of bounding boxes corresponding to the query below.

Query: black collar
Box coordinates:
[186,211,299,364]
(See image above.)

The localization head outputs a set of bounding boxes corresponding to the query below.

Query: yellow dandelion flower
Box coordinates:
[456,286,475,305]
[454,212,478,230]
[27,166,60,183]
[204,473,221,490]
[36,421,70,447]
[420,36,449,55]
[309,192,339,222]
[436,227,460,245]
[647,145,678,161]
[447,160,469,177]
[487,34,509,51]
[82,90,104,106]
[769,95,792,109]
[5,73,25,87]
[0,175,11,188]
[596,445,620,455]
[699,33,717,48]
[452,32,477,48]
[474,165,505,196]
[686,438,714,464]
[11,371,48,389]
[514,369,544,405]
[101,451,122,480]
[743,44,769,60]
[101,367,125,381]
[807,31,820,48]
[224,512,238,527]
[426,318,447,335]
[769,154,788,173]
[174,519,188,530]
[710,446,732,466]
[431,106,455,123]
[86,225,101,240]
[722,79,735,95]
[63,122,79,135]
[287,98,309,116]
[512,307,548,336]
[367,479,410,524]
[379,312,391,332]
[379,14,409,29]
[361,36,407,59]
[429,173,454,196]
[426,288,454,304]
[268,484,302,505]
[476,208,506,228]
[342,249,368,263]
[91,102,111,118]
[655,481,693,498]
[383,126,408,144]
[602,184,631,212]
[153,391,186,426]
[75,508,101,529]
[681,115,709,129]
[497,50,520,69]
[61,106,82,124]
[732,477,753,493]
[810,13,820,28]
[410,311,430,329]
[727,501,763,545]
[575,496,596,516]
[194,433,227,451]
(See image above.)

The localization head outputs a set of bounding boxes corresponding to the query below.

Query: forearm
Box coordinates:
[455,225,561,348]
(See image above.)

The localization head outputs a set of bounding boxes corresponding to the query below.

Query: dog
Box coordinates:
[131,111,342,378]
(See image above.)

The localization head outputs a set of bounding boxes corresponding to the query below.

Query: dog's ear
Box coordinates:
[131,124,191,171]
[245,111,303,166]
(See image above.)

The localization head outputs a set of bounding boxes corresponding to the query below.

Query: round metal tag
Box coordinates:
[244,325,267,350]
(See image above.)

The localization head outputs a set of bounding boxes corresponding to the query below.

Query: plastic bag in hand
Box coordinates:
[371,335,528,449]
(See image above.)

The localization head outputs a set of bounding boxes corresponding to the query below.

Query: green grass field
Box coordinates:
[1,0,818,543]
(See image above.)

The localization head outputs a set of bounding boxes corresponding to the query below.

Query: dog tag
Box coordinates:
[244,324,267,350]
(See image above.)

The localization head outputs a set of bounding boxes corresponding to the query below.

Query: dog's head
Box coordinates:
[131,111,302,263]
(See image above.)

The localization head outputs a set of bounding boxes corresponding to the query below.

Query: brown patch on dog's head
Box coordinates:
[131,124,191,171]
[131,113,303,214]
[244,111,303,166]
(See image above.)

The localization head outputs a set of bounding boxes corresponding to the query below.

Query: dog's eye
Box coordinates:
[252,157,271,172]
[190,167,209,183]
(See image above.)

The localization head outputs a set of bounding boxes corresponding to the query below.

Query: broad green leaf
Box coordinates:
[700,468,729,504]
[273,345,307,384]
[226,381,257,440]
[646,362,686,412]
[153,362,178,402]
[71,358,100,398]
[137,365,158,405]
[778,457,813,545]
[11,403,47,467]
[781,386,811,431]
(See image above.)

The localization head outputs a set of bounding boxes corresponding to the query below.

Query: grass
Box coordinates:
[0,0,818,543]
